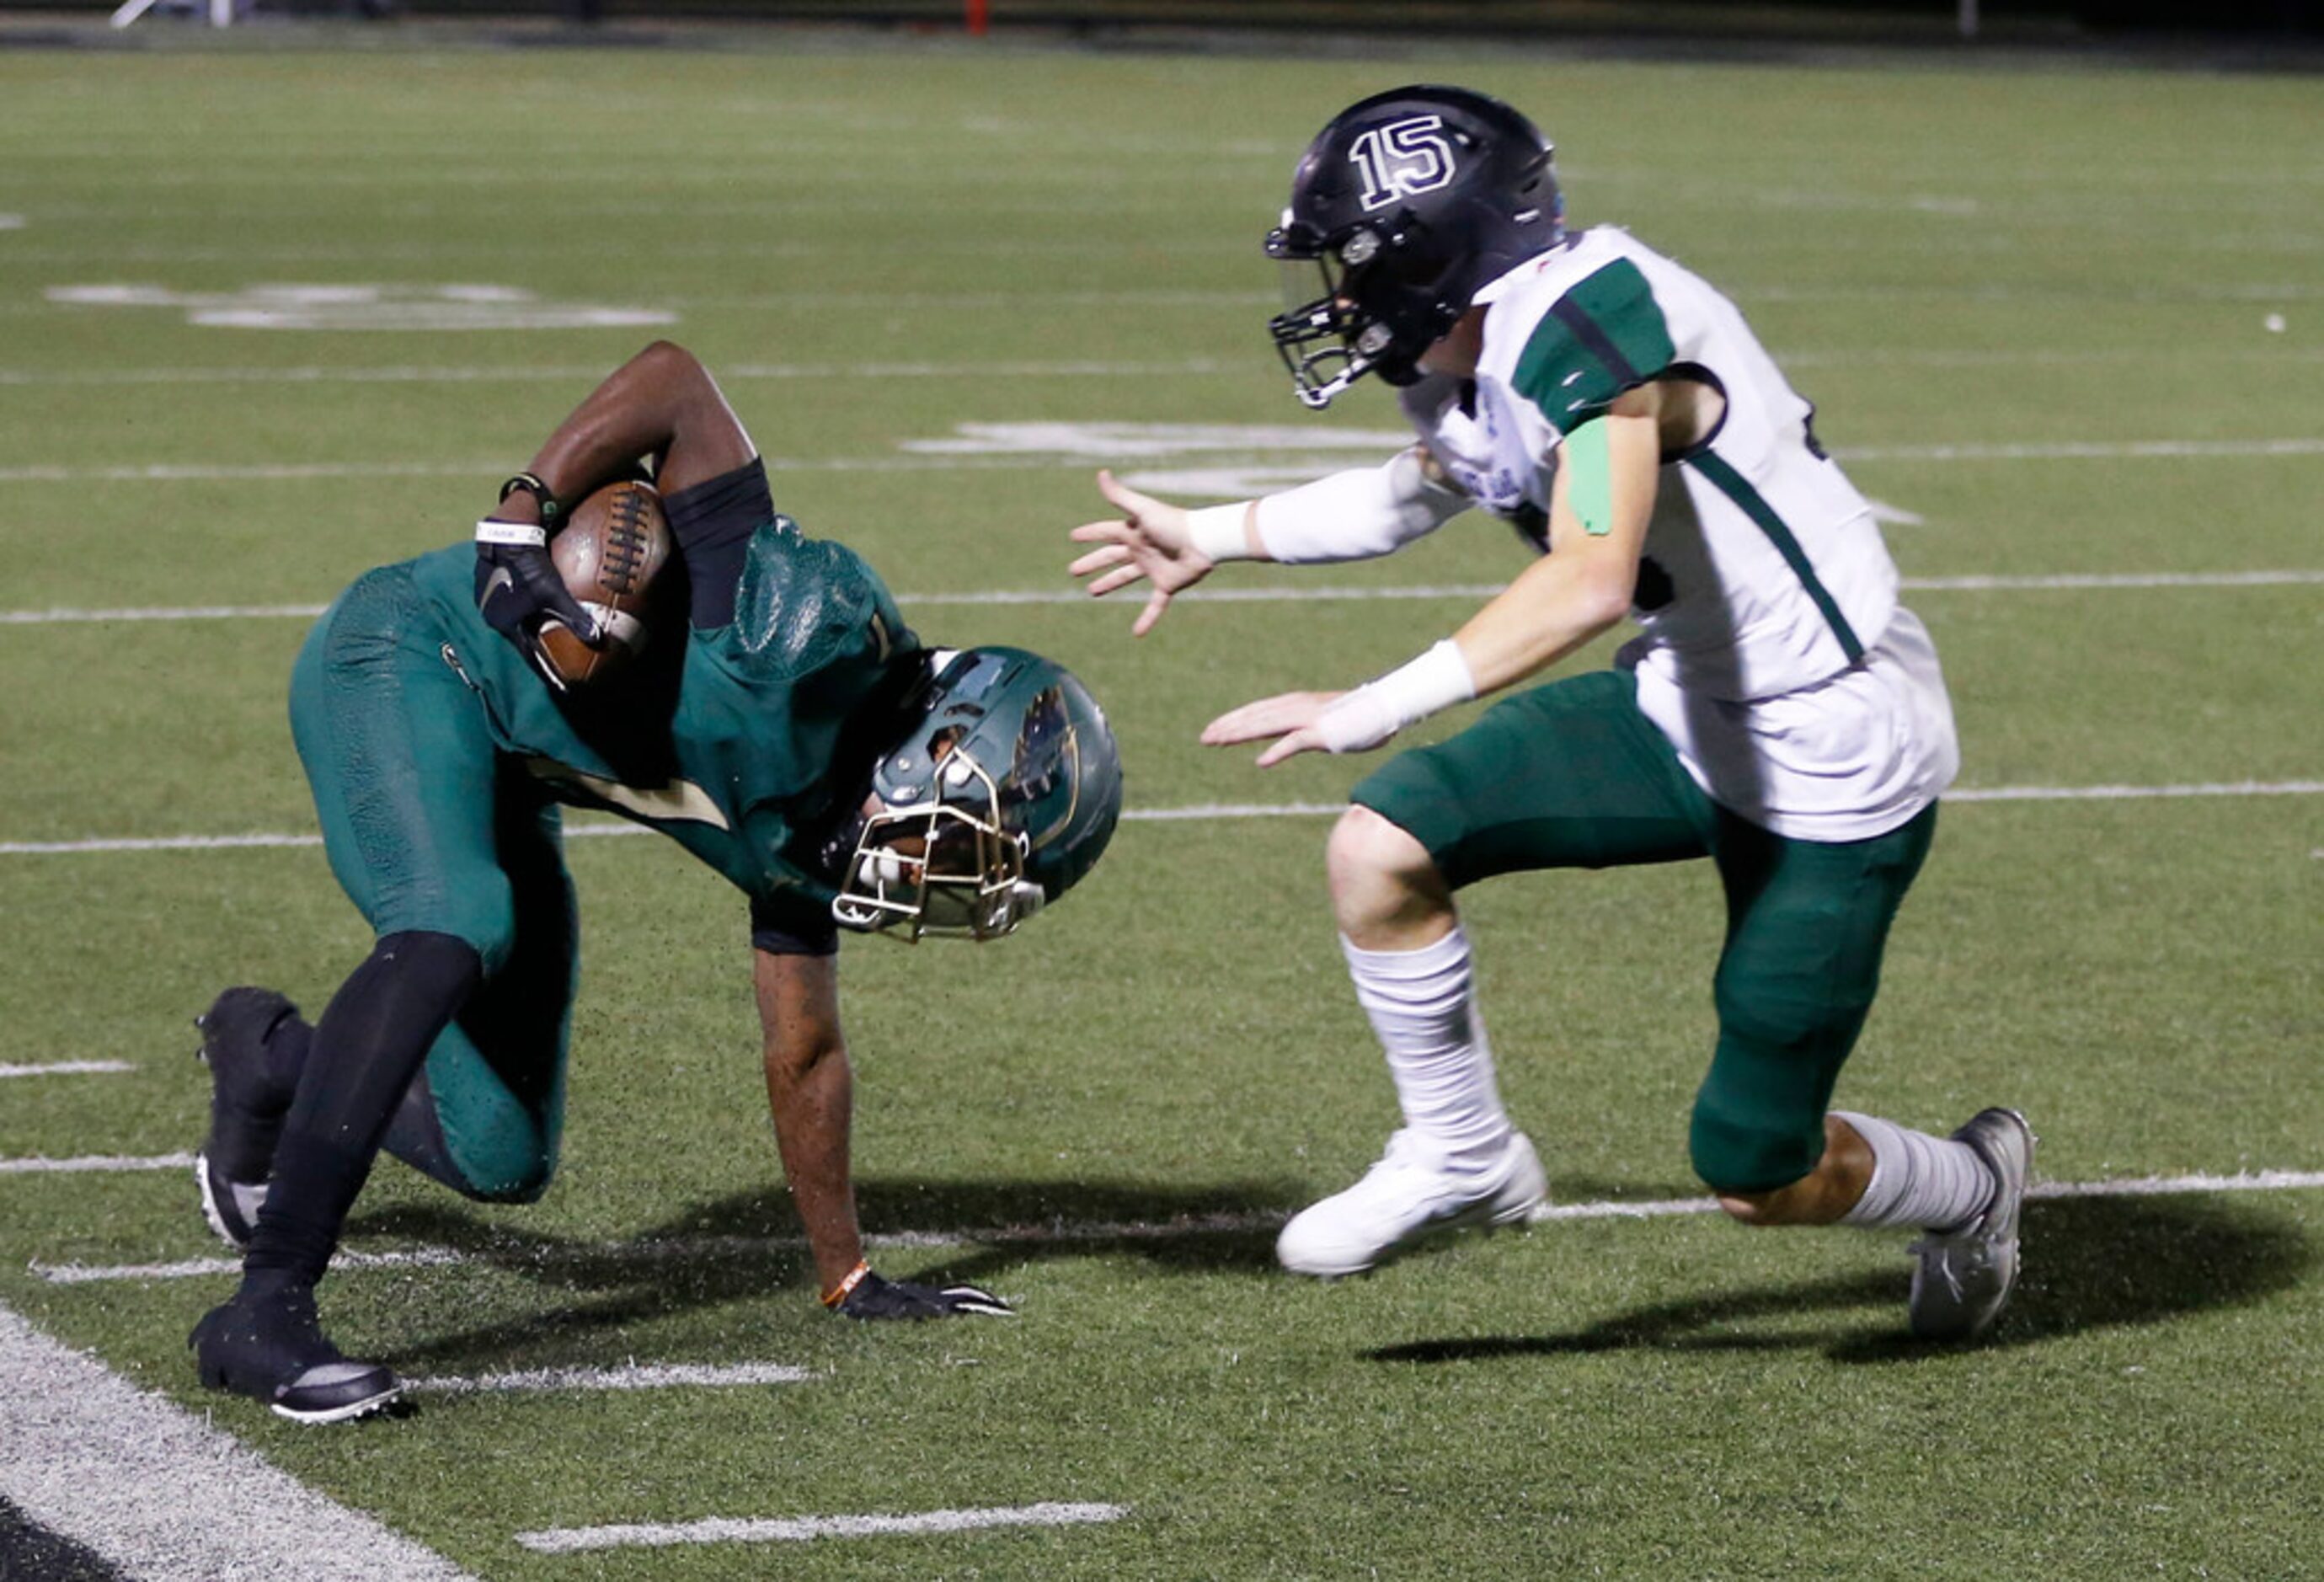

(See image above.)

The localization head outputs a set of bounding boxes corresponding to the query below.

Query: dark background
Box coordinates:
[3,0,2318,39]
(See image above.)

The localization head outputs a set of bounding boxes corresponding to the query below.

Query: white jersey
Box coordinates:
[1397,226,1958,842]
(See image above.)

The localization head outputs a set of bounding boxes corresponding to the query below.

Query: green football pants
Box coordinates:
[288,564,576,1201]
[1351,667,1937,1194]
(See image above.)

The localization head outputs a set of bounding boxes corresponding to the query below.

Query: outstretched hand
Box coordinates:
[1067,469,1215,637]
[1201,690,1348,767]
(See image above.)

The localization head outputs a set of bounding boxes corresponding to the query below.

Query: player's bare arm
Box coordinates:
[502,339,759,515]
[475,341,759,685]
[751,949,866,1294]
[753,924,1016,1324]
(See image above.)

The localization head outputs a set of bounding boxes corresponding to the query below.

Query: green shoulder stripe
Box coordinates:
[1511,258,1675,427]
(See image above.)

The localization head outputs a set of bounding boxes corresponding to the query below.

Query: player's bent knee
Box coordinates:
[1689,1100,1822,1205]
[457,1161,554,1205]
[1327,805,1444,922]
[1715,1184,1805,1227]
[418,1108,556,1205]
[1328,804,1415,871]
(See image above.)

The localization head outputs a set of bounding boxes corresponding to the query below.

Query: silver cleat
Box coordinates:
[1909,1107,2035,1341]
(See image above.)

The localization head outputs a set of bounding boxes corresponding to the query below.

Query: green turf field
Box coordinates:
[2,33,2320,1579]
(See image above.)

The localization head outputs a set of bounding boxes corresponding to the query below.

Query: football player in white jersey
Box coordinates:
[1071,85,2032,1340]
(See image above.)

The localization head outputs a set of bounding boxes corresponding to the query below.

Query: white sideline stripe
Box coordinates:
[0,1298,478,1582]
[3,436,2320,484]
[411,1360,812,1396]
[0,1151,193,1174]
[0,1061,132,1078]
[6,569,2321,628]
[514,1500,1129,1554]
[26,1171,2324,1285]
[4,780,2321,859]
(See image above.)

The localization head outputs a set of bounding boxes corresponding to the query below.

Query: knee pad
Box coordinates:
[382,1065,552,1204]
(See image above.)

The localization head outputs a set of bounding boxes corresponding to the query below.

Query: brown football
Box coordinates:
[540,478,673,687]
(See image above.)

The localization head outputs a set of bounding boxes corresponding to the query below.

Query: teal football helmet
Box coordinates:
[831,647,1122,941]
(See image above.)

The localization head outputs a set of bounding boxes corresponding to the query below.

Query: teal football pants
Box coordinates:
[289,565,575,1201]
[1351,667,1937,1195]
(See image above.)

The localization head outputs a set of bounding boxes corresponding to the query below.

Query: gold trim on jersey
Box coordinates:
[520,756,730,830]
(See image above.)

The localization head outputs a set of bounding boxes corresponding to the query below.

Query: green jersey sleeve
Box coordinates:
[1510,258,1677,430]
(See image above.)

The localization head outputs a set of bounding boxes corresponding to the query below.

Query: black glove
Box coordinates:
[829,1265,1014,1321]
[474,475,600,692]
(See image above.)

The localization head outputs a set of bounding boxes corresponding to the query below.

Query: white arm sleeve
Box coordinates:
[1252,447,1471,565]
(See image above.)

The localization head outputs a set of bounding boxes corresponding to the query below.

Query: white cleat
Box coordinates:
[1278,1129,1547,1278]
[1909,1107,2035,1341]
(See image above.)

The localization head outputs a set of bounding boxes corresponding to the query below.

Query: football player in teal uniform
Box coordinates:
[192,342,1122,1421]
[1071,87,2029,1338]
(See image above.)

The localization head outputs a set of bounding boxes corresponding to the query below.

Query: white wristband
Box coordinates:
[475,519,548,548]
[1183,502,1255,563]
[1317,639,1477,754]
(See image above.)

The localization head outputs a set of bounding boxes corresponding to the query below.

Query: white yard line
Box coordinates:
[0,358,1232,388]
[24,1171,2324,1285]
[0,1299,478,1582]
[3,347,2320,387]
[1901,569,2324,591]
[0,1152,193,1174]
[30,1248,464,1284]
[0,1061,132,1079]
[1,780,2318,860]
[513,1501,1130,1554]
[0,834,327,855]
[1947,780,2324,802]
[1842,437,2324,462]
[3,436,2320,486]
[0,602,334,625]
[410,1360,812,1396]
[0,455,1074,484]
[6,569,2321,629]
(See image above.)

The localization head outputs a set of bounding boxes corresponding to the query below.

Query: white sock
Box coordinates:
[1341,926,1512,1169]
[1835,1112,1996,1232]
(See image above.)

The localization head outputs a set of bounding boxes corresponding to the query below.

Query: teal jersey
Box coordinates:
[406,516,919,925]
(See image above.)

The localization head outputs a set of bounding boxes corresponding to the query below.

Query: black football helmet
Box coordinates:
[1266,85,1564,408]
[829,647,1122,942]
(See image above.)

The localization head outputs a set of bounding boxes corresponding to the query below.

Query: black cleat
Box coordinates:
[193,988,302,1249]
[190,1282,403,1424]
